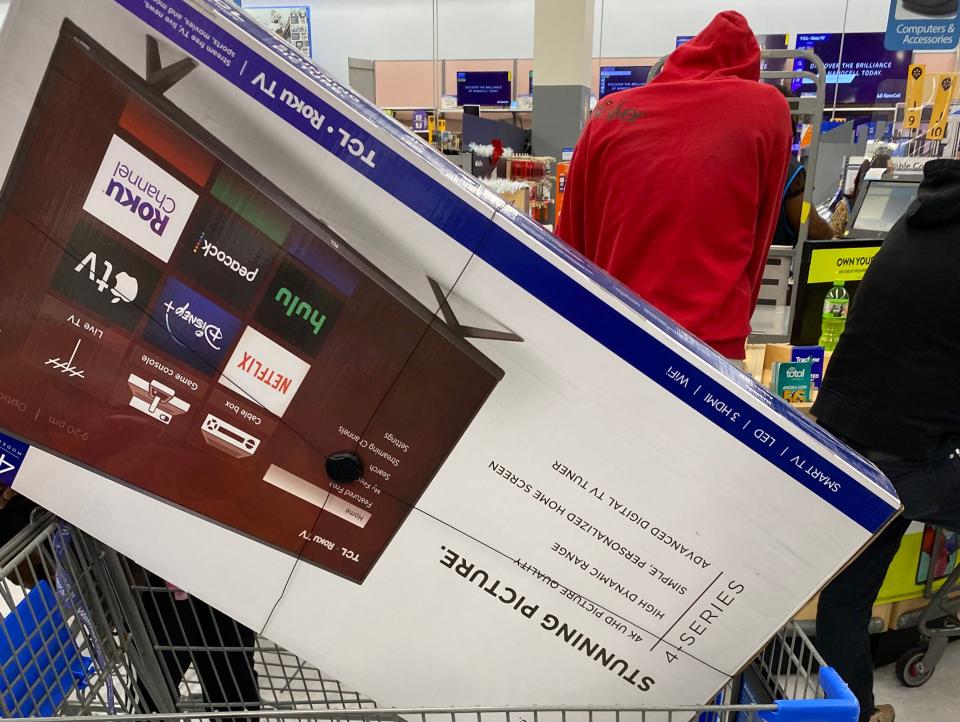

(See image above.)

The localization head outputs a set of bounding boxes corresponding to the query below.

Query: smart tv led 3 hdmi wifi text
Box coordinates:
[0,20,503,584]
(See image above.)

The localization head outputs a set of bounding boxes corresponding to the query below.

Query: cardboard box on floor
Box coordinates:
[0,0,899,709]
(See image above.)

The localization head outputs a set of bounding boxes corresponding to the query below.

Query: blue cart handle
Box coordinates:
[759,667,859,722]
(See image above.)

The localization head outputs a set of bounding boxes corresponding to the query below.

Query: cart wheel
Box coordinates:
[896,648,935,687]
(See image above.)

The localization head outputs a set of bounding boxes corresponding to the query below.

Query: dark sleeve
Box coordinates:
[784,158,805,200]
[0,495,39,548]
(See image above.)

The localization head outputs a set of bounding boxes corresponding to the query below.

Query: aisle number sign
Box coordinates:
[927,74,957,141]
[808,246,881,285]
[904,64,926,130]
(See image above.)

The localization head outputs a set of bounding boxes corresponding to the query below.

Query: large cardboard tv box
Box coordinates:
[0,0,898,709]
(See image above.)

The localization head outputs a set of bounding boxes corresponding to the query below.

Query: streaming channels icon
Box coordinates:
[254,258,343,357]
[50,221,162,331]
[219,326,311,417]
[175,202,277,308]
[82,134,199,263]
[143,277,242,375]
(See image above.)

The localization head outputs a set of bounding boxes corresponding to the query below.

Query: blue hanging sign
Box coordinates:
[886,0,960,51]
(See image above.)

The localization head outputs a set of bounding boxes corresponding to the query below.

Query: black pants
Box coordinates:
[816,444,960,722]
[137,573,260,722]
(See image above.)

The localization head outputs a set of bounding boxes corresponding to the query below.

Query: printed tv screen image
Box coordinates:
[793,33,912,105]
[0,20,503,583]
[456,71,512,107]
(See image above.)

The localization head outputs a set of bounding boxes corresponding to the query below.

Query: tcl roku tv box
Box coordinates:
[0,0,899,711]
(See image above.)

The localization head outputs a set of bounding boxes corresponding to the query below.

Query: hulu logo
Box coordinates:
[274,287,327,336]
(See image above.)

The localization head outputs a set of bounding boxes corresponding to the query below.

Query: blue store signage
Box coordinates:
[886,0,960,51]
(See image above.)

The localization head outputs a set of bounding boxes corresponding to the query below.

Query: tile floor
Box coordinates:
[874,641,960,720]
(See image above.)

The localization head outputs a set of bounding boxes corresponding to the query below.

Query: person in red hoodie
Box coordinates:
[557,11,791,361]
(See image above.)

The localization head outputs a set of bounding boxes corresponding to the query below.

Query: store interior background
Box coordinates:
[1,0,960,717]
[0,1,950,110]
[229,1,952,94]
[164,1,960,108]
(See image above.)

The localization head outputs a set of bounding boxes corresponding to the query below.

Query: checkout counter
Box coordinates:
[748,176,955,653]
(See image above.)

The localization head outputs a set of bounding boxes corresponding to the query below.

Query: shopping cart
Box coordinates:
[0,510,858,722]
[892,524,960,687]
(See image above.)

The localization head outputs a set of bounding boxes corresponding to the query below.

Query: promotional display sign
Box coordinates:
[794,33,912,105]
[598,66,651,99]
[677,33,788,77]
[886,0,960,52]
[791,241,882,346]
[807,246,882,284]
[456,71,512,107]
[0,0,899,711]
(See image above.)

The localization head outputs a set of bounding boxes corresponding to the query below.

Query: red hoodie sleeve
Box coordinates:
[745,99,792,313]
[556,120,593,254]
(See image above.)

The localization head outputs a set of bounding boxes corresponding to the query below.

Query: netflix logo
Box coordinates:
[235,350,294,395]
[219,327,311,417]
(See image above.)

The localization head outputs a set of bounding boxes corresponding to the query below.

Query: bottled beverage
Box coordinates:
[818,281,849,352]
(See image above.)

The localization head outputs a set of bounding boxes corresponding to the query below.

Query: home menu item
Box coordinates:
[0,22,502,583]
[0,0,900,712]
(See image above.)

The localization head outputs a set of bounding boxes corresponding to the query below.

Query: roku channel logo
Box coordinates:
[82,135,198,263]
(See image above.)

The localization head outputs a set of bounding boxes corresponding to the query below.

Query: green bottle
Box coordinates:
[818,281,849,352]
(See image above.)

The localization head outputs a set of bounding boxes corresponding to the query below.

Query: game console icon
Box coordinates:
[128,374,190,424]
[201,413,260,459]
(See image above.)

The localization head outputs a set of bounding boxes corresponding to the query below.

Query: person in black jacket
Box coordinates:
[812,159,960,722]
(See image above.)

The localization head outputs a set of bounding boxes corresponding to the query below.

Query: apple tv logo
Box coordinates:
[50,221,163,332]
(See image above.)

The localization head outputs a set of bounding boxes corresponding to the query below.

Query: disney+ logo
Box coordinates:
[144,278,242,375]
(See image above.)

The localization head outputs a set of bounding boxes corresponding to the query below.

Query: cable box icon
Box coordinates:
[201,413,260,459]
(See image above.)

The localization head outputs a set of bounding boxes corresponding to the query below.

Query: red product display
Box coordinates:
[556,12,791,359]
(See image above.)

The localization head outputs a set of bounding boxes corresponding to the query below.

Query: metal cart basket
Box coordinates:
[0,511,857,722]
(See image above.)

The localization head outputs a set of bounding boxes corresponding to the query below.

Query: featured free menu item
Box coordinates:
[0,22,502,583]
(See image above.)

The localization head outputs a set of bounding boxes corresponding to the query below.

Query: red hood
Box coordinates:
[654,11,761,84]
